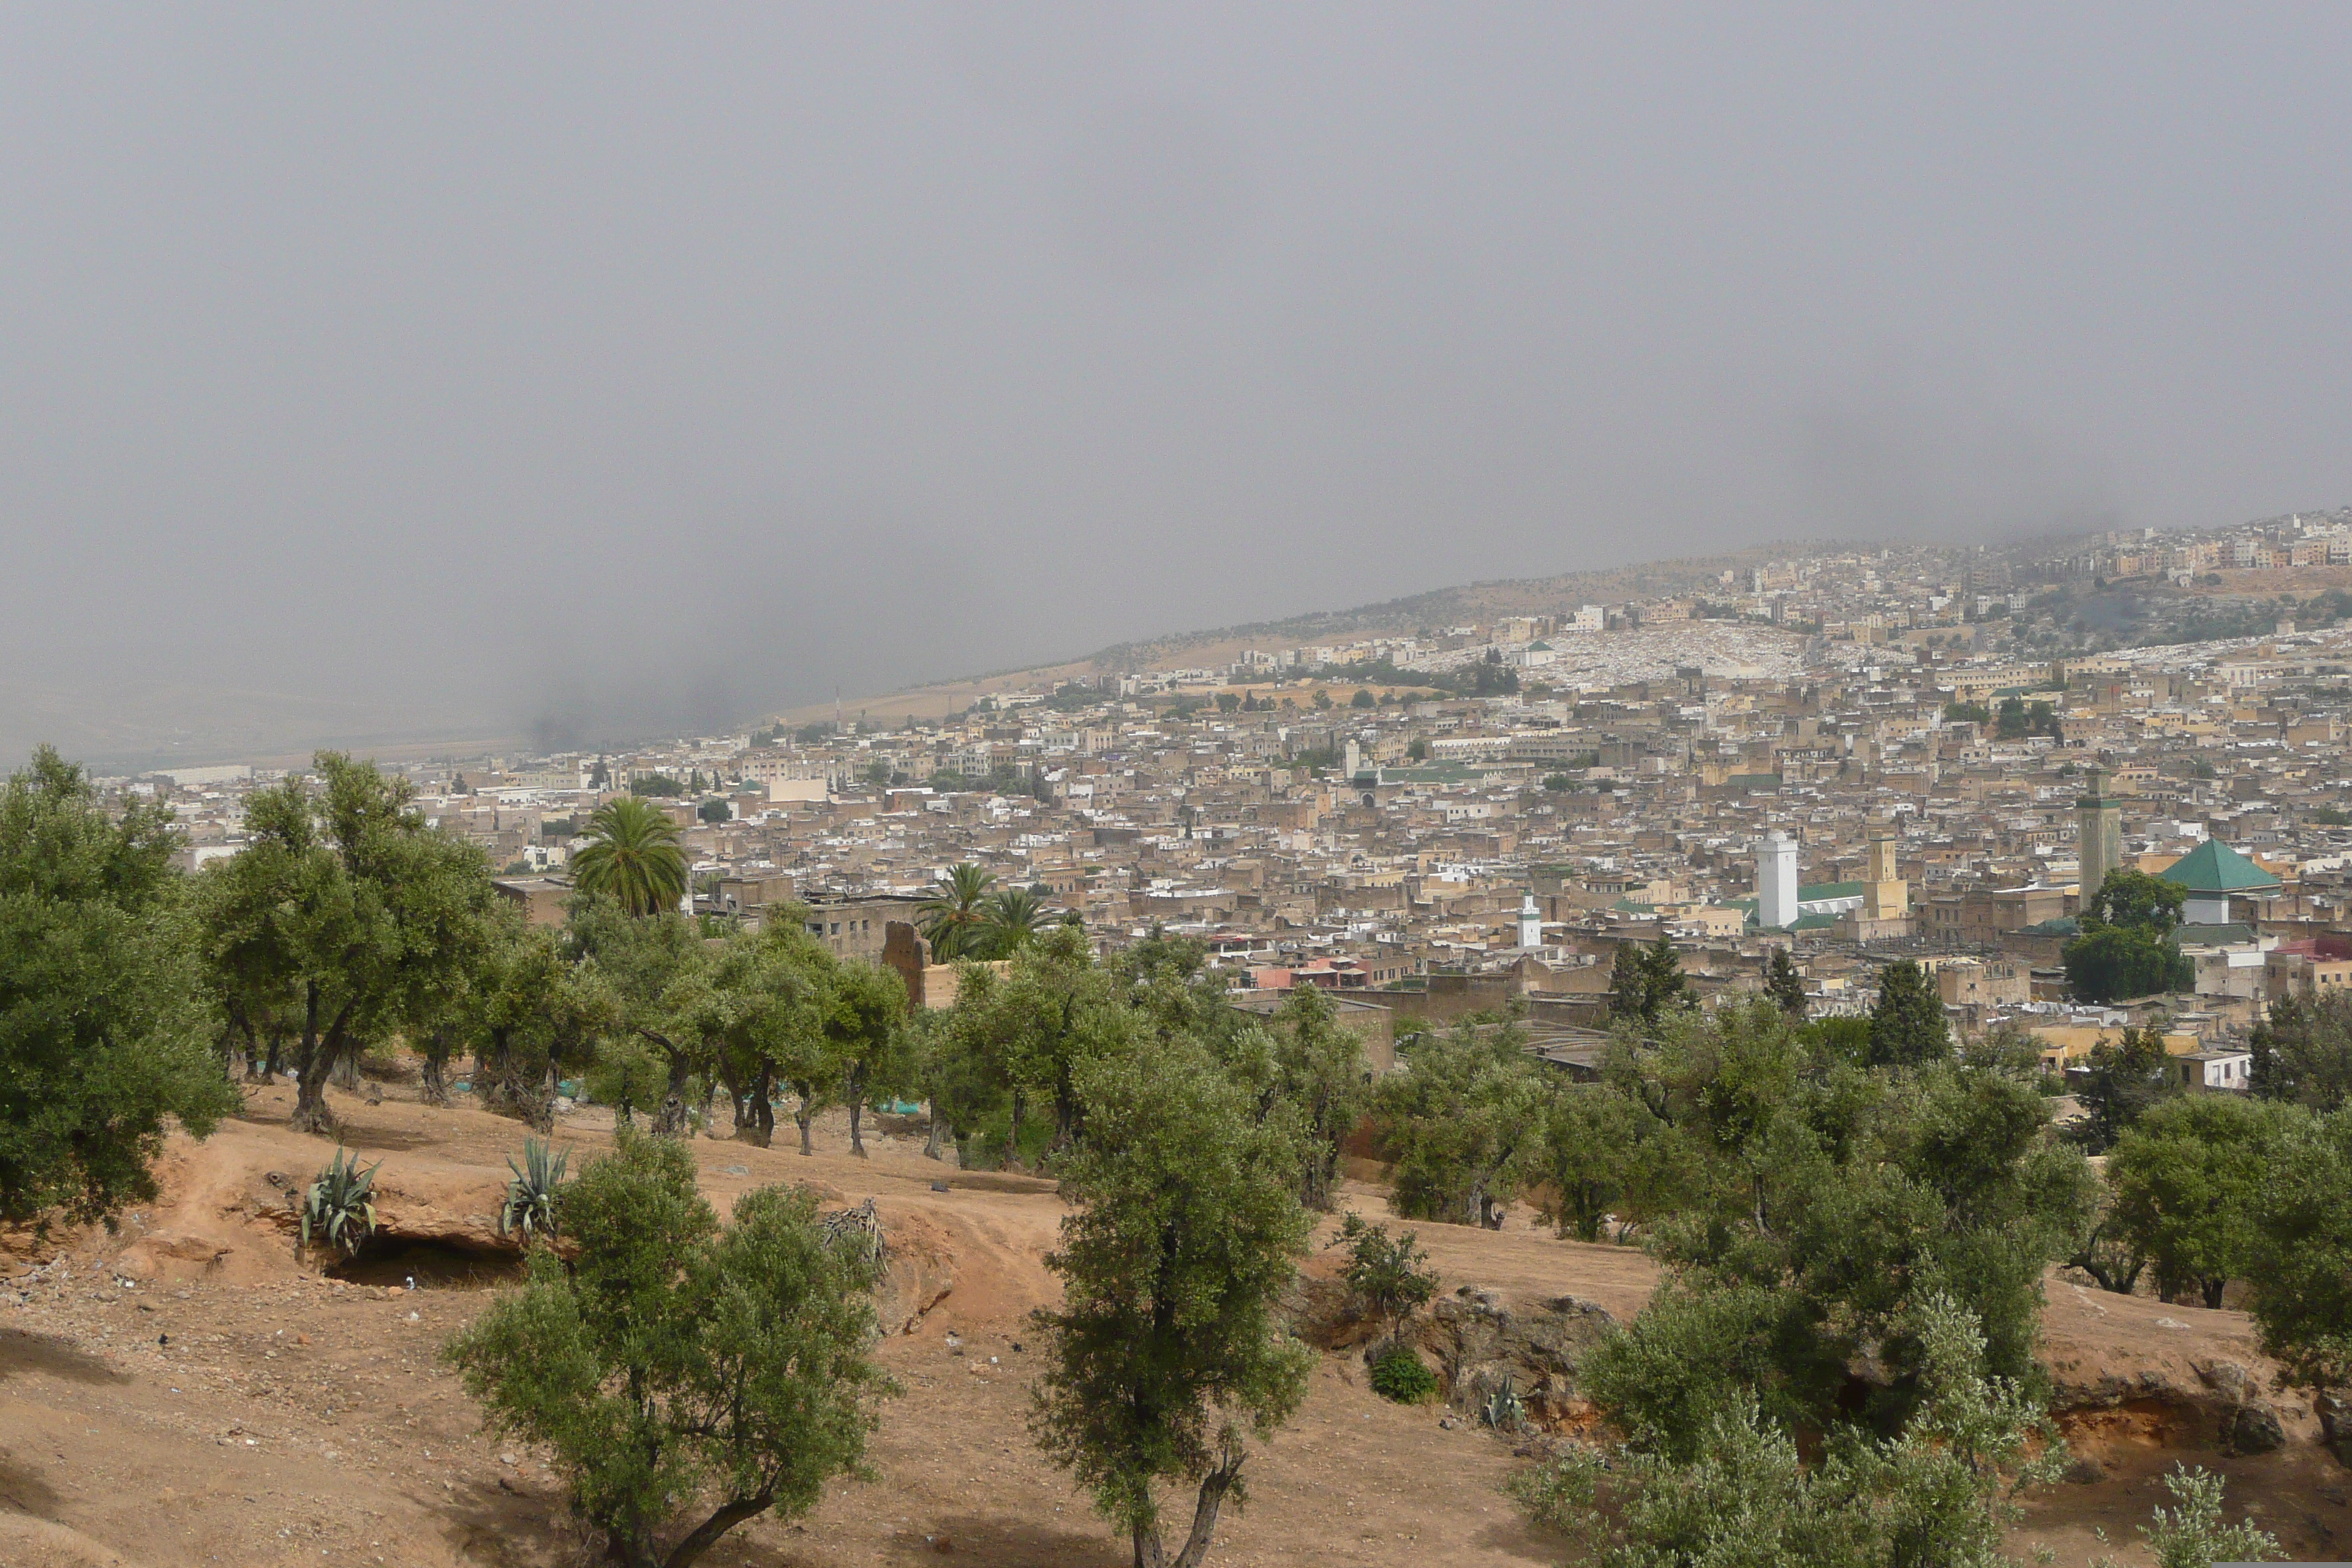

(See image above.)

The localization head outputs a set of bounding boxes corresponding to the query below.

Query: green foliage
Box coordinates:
[201,752,498,1136]
[1594,1002,2092,1421]
[2310,805,2352,827]
[1369,1347,1438,1403]
[1943,699,1992,724]
[628,772,685,797]
[1515,1294,2065,1568]
[445,1132,889,1568]
[1373,1017,1546,1226]
[695,797,729,824]
[2108,1095,2301,1308]
[2066,1021,2176,1152]
[2094,1465,2281,1568]
[1327,1212,1438,1344]
[1529,1082,1640,1241]
[571,796,689,918]
[2084,867,2187,934]
[1261,984,1370,1209]
[2247,1107,2352,1387]
[1406,739,1431,762]
[2249,990,2352,1112]
[977,885,1054,957]
[1542,772,1574,791]
[1608,934,1693,1032]
[0,747,238,1232]
[299,1147,381,1258]
[1994,693,2062,739]
[500,1137,570,1243]
[1349,687,1376,709]
[2066,870,2193,1004]
[1866,960,1948,1067]
[1763,948,1806,1019]
[918,862,996,960]
[1030,1045,1313,1568]
[938,927,1134,1159]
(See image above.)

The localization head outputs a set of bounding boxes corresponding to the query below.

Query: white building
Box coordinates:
[1756,831,1799,930]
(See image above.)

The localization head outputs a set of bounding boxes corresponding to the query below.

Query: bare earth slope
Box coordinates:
[4,1085,2347,1568]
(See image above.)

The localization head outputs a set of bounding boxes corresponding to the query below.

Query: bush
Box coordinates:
[298,1147,380,1259]
[1369,1346,1438,1404]
[498,1137,569,1243]
[446,1132,890,1568]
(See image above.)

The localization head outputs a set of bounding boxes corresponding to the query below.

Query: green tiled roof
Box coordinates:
[2158,838,2281,894]
[1799,881,1866,902]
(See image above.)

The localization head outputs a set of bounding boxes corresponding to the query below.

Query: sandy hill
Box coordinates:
[2,1079,2346,1568]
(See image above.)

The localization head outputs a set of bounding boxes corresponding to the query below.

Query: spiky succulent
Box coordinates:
[300,1147,381,1258]
[500,1137,569,1243]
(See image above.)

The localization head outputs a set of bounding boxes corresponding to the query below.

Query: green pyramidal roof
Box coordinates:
[2158,837,2281,894]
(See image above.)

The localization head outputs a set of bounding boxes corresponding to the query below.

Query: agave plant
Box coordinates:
[500,1137,570,1243]
[299,1147,381,1259]
[1481,1372,1525,1433]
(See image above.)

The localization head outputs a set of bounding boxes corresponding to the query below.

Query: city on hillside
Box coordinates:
[119,508,2352,1083]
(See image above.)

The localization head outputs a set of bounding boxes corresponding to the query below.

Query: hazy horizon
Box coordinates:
[7,5,2351,768]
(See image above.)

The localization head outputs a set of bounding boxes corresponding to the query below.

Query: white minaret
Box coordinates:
[1517,893,1543,950]
[1757,830,1799,930]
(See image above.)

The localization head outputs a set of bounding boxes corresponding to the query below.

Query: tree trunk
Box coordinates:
[791,1080,813,1155]
[2202,1277,2228,1310]
[734,1064,773,1148]
[1006,1088,1026,1171]
[421,1036,450,1107]
[848,1097,867,1157]
[924,1104,945,1161]
[662,1493,774,1568]
[263,1030,285,1081]
[650,1039,693,1139]
[333,1048,362,1093]
[1139,1446,1246,1568]
[289,990,342,1136]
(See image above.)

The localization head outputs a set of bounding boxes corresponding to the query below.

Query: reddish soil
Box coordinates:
[3,1083,2346,1567]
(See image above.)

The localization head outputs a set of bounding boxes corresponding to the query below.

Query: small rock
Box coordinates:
[500,1451,519,1466]
[2155,1316,2190,1330]
[2065,1456,2108,1485]
[930,1181,950,1193]
[725,1164,750,1177]
[1439,1417,1458,1431]
[2228,1403,2285,1456]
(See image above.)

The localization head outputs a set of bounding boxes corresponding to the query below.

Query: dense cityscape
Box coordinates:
[127,508,2352,1080]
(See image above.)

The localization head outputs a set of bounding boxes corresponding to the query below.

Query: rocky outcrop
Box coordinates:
[2048,1354,2315,1456]
[1417,1286,1617,1431]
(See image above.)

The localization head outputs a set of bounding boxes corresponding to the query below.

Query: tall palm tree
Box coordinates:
[979,886,1055,957]
[919,862,995,959]
[570,796,688,917]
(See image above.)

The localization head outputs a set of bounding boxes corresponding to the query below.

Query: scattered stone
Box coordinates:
[2066,1456,2108,1484]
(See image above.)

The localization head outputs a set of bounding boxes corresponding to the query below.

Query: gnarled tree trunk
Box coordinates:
[1132,1446,1246,1568]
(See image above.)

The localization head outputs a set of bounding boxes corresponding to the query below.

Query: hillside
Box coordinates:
[3,1081,2346,1568]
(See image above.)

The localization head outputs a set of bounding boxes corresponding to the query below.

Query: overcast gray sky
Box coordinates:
[4,4,2348,764]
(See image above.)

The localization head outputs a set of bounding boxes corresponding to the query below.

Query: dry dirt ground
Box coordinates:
[3,1083,2347,1568]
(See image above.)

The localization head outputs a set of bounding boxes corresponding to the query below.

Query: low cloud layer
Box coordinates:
[4,5,2348,766]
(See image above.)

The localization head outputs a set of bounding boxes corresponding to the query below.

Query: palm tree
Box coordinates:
[979,886,1055,957]
[570,796,688,917]
[919,862,995,959]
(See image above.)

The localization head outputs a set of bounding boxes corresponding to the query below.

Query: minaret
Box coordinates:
[1757,830,1798,930]
[1863,826,1907,921]
[1518,894,1544,950]
[2077,766,2122,905]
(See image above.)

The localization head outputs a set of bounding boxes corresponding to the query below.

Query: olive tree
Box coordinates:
[0,747,238,1231]
[446,1132,890,1568]
[1031,1047,1313,1568]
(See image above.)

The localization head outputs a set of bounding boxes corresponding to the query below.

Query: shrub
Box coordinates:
[446,1131,890,1568]
[1369,1346,1438,1404]
[298,1147,380,1259]
[498,1137,569,1243]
